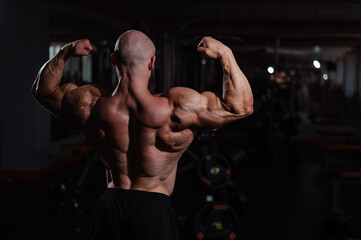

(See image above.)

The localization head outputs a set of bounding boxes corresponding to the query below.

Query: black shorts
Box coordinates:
[85,188,179,240]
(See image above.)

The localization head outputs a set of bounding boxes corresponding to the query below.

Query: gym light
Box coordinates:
[313,45,321,53]
[313,60,321,69]
[323,73,328,80]
[267,66,275,74]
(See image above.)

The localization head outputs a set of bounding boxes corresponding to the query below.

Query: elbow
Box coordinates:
[243,95,254,116]
[232,100,253,117]
[247,105,254,116]
[237,104,253,117]
[244,104,253,116]
[31,83,37,98]
[31,83,43,101]
[31,82,47,102]
[32,74,40,99]
[31,75,46,101]
[225,93,253,117]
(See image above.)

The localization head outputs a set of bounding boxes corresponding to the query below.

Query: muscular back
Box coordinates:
[80,89,196,196]
[33,33,253,196]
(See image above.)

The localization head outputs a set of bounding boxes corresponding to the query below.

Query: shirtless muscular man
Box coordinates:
[32,30,253,240]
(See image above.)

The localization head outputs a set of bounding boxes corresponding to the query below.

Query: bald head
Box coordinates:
[114,30,156,70]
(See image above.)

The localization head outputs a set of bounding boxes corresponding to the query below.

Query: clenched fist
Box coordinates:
[197,36,229,59]
[69,39,93,57]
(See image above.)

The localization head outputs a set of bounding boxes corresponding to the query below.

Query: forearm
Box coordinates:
[219,48,253,115]
[31,42,78,116]
[32,43,72,98]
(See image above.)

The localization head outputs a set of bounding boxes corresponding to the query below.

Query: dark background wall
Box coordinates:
[1,1,361,240]
[0,0,51,171]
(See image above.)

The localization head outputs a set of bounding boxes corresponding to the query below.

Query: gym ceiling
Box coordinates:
[48,0,361,62]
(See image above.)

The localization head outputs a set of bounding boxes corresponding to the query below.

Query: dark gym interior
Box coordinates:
[1,0,361,239]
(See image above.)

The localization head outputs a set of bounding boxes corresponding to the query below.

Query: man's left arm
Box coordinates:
[32,39,93,117]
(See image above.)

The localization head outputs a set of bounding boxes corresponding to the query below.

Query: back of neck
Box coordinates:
[113,70,151,100]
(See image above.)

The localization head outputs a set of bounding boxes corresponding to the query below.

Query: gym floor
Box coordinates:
[1,86,360,240]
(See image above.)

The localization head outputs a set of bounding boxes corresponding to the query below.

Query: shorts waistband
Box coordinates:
[104,188,171,202]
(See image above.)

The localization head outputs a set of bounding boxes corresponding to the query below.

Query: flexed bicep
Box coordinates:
[32,39,94,117]
[33,79,78,116]
[194,91,249,130]
[196,36,254,119]
[167,87,248,131]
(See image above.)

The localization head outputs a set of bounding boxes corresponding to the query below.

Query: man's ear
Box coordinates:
[111,53,116,66]
[148,56,156,70]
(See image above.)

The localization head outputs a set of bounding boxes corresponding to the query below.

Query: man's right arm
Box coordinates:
[32,39,100,124]
[167,36,253,130]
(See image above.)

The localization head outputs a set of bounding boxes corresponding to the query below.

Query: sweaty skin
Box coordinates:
[32,30,253,196]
